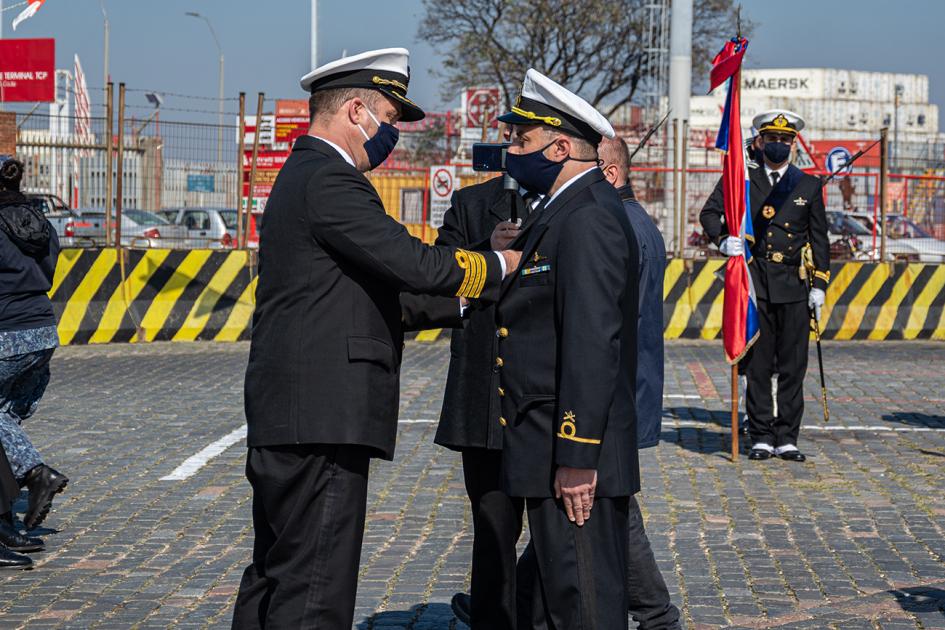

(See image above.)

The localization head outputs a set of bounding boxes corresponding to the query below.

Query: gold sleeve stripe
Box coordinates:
[455,250,488,299]
[814,270,831,283]
[557,415,602,445]
[556,431,602,445]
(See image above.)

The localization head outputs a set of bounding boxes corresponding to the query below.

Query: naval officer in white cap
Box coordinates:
[700,109,830,463]
[492,69,641,629]
[233,47,519,629]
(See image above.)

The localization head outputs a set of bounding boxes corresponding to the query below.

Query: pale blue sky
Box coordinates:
[4,0,943,127]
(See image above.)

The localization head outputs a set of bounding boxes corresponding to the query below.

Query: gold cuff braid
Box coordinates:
[454,250,488,299]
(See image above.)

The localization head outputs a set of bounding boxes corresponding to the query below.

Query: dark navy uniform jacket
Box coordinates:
[700,163,830,303]
[617,184,665,449]
[245,136,502,460]
[401,176,529,451]
[496,169,640,499]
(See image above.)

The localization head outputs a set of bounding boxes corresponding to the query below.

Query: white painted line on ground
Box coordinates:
[664,394,704,399]
[160,425,248,481]
[161,418,439,482]
[667,420,945,433]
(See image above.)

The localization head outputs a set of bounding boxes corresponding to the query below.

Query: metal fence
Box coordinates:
[10,92,945,260]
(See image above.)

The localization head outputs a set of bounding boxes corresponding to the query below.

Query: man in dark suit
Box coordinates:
[496,69,640,630]
[700,109,829,463]
[600,136,681,630]
[403,172,536,630]
[233,48,519,629]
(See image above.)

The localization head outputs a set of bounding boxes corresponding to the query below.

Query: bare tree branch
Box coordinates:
[418,0,747,119]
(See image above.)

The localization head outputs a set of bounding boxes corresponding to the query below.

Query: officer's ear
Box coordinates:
[601,162,619,186]
[549,133,572,160]
[346,97,367,126]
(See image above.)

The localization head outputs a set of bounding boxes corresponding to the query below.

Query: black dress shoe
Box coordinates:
[450,592,471,626]
[0,516,44,553]
[0,545,32,570]
[24,465,69,530]
[778,450,807,462]
[748,448,773,460]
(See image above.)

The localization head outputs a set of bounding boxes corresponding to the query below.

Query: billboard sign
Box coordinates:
[275,99,309,145]
[0,38,55,103]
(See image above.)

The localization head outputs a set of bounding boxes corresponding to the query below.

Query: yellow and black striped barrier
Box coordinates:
[50,249,255,345]
[408,260,945,343]
[49,251,945,345]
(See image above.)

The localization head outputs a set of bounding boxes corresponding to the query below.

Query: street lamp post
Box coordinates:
[102,0,110,108]
[186,11,224,164]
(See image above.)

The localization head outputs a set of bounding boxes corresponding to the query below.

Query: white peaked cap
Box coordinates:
[499,69,615,143]
[299,47,424,122]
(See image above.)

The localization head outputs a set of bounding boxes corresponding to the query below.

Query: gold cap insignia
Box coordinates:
[762,205,776,219]
[772,114,789,129]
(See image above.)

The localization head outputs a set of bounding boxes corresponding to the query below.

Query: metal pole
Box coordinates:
[101,0,110,109]
[115,82,126,248]
[879,127,889,262]
[236,92,246,248]
[311,0,318,70]
[679,119,689,258]
[246,92,264,248]
[672,118,681,257]
[104,82,114,246]
[218,53,224,163]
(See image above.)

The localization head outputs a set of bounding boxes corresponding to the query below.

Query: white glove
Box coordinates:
[808,288,825,322]
[719,236,744,257]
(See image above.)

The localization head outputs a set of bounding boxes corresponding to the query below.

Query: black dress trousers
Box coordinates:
[518,497,630,630]
[747,298,810,448]
[232,444,371,630]
[461,448,525,630]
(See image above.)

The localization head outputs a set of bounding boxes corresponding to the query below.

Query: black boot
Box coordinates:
[0,513,43,552]
[0,544,32,570]
[24,465,68,530]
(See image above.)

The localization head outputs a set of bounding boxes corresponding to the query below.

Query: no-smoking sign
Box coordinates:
[464,87,500,129]
[428,165,457,228]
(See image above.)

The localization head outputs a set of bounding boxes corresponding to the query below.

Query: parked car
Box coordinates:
[846,212,945,263]
[25,193,82,245]
[71,209,188,248]
[159,207,238,249]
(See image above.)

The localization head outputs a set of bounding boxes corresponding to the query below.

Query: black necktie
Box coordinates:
[770,171,780,188]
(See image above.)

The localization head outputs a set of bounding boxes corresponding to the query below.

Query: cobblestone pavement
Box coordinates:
[0,340,943,629]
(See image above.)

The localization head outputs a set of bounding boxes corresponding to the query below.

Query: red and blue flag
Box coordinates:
[711,37,758,364]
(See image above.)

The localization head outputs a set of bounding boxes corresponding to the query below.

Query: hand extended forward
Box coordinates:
[554,466,597,526]
[500,250,522,276]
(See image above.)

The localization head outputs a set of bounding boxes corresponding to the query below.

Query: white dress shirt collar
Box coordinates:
[764,161,789,181]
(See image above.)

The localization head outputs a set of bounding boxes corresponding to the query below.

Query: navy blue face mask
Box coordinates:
[506,139,597,196]
[358,107,400,170]
[763,140,791,165]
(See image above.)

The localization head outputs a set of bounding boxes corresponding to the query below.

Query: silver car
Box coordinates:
[71,209,189,248]
[159,207,238,249]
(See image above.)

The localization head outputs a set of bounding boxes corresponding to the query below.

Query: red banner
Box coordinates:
[0,38,55,103]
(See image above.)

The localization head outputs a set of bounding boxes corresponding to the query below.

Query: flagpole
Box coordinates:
[731,364,739,461]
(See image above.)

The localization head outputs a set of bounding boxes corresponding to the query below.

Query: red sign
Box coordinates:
[464,87,500,129]
[808,139,882,170]
[0,38,55,103]
[242,150,289,198]
[275,99,309,145]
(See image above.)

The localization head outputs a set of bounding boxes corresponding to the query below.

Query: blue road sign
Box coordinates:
[187,174,215,193]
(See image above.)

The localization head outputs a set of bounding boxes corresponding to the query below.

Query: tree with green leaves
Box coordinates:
[418,0,746,117]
